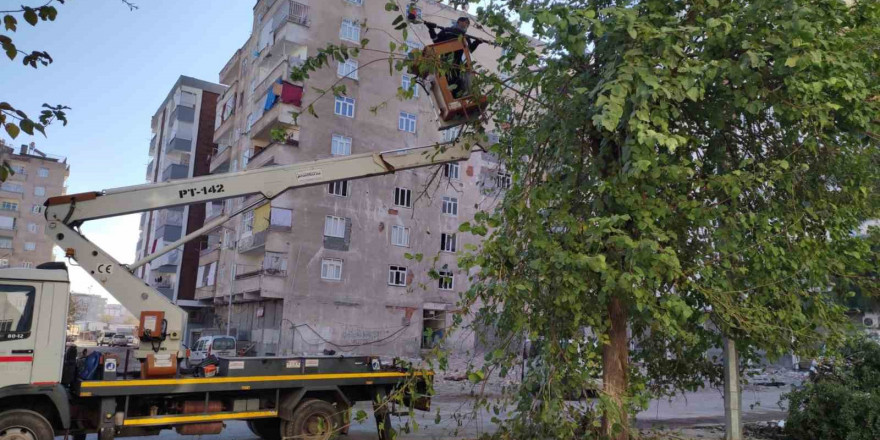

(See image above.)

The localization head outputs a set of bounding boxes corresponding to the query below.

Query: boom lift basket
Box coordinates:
[410,38,487,129]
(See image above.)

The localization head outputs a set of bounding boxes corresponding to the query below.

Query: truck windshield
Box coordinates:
[213,338,234,350]
[0,285,35,340]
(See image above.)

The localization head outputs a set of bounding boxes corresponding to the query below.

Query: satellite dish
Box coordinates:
[864,317,874,327]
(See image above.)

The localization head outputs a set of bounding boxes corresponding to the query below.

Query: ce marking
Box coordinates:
[97,264,113,274]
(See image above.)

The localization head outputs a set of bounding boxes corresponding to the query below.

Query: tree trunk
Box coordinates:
[602,295,629,440]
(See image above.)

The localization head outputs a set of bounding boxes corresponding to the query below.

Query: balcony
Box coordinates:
[214,93,237,146]
[156,225,182,243]
[257,35,308,71]
[174,91,197,108]
[205,201,225,221]
[0,205,19,215]
[232,268,287,300]
[149,134,158,154]
[272,1,310,30]
[162,163,189,181]
[209,145,231,174]
[0,225,15,236]
[156,285,174,299]
[195,284,216,300]
[250,86,302,143]
[238,230,267,254]
[219,50,241,86]
[0,183,24,195]
[146,160,154,180]
[153,248,181,268]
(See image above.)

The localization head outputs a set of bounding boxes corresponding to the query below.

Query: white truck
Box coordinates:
[0,137,477,440]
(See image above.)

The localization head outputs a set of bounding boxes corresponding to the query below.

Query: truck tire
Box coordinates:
[281,399,340,440]
[0,409,54,440]
[246,418,280,440]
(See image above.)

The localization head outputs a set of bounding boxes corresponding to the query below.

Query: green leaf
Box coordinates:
[392,15,403,26]
[360,38,369,48]
[784,55,799,68]
[19,119,33,135]
[355,409,368,422]
[686,87,699,102]
[404,252,414,260]
[458,222,471,232]
[3,15,16,31]
[5,123,20,139]
[384,2,399,11]
[23,9,38,26]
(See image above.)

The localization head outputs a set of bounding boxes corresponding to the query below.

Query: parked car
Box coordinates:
[110,333,129,347]
[97,331,115,346]
[187,335,237,369]
[125,334,140,348]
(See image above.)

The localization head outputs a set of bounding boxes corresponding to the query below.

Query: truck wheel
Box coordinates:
[0,409,54,440]
[246,418,280,440]
[281,399,340,440]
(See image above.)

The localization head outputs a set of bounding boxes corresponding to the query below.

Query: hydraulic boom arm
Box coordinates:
[43,138,477,361]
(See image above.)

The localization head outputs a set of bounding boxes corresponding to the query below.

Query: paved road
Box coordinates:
[55,383,791,439]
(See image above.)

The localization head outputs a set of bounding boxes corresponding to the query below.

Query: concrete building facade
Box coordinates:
[134,76,226,326]
[197,0,507,357]
[0,140,69,268]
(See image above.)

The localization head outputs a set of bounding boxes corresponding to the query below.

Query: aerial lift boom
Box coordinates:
[43,137,476,370]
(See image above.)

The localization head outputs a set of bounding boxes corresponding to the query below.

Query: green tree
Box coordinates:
[291,0,878,438]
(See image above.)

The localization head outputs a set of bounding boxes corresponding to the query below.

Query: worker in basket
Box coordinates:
[427,17,482,99]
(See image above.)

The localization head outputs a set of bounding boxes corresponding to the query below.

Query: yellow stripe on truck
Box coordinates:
[81,371,431,388]
[123,410,278,426]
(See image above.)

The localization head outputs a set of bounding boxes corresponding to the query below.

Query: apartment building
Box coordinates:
[0,140,69,268]
[198,0,508,356]
[134,76,226,325]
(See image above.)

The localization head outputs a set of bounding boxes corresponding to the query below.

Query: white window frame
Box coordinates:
[388,265,407,287]
[345,0,363,4]
[339,19,360,42]
[391,225,410,247]
[401,74,419,97]
[0,201,17,211]
[438,270,454,290]
[441,196,458,216]
[242,210,255,236]
[0,238,11,249]
[496,171,512,189]
[321,258,343,281]
[34,186,45,196]
[24,242,35,251]
[398,111,417,133]
[440,233,457,253]
[444,163,460,180]
[324,215,346,238]
[331,134,352,156]
[394,187,412,208]
[337,58,358,80]
[27,223,37,233]
[334,96,355,118]
[38,167,49,178]
[31,205,42,214]
[328,181,349,197]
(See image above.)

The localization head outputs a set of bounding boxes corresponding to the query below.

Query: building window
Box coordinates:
[496,171,512,189]
[27,223,37,233]
[345,0,363,4]
[22,262,32,269]
[31,205,42,214]
[401,74,419,97]
[242,150,251,168]
[404,40,423,55]
[444,163,460,180]
[38,167,49,178]
[324,215,346,238]
[334,96,355,118]
[246,112,256,133]
[438,270,454,290]
[440,233,457,253]
[24,242,35,251]
[0,238,11,249]
[340,19,360,42]
[10,165,26,175]
[1,182,23,193]
[270,207,292,228]
[388,265,407,286]
[0,216,14,231]
[0,260,7,268]
[422,309,446,349]
[394,187,412,208]
[321,258,343,280]
[0,201,17,212]
[398,111,417,133]
[242,210,255,235]
[441,196,458,216]
[442,126,461,143]
[331,134,352,156]
[337,59,358,80]
[34,186,45,196]
[391,225,410,247]
[196,262,217,288]
[328,181,349,197]
[263,251,288,275]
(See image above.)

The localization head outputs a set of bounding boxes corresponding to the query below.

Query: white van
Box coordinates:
[186,335,236,368]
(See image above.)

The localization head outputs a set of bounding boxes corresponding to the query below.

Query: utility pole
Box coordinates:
[224,228,237,337]
[723,337,742,440]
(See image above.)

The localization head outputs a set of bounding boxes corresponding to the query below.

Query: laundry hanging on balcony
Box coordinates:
[264,79,304,111]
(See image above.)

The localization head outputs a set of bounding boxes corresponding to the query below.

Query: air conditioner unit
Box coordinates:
[863,313,880,328]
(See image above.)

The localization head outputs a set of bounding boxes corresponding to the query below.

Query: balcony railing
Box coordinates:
[0,206,18,213]
[232,266,287,300]
[238,230,267,253]
[162,163,189,181]
[272,1,309,29]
